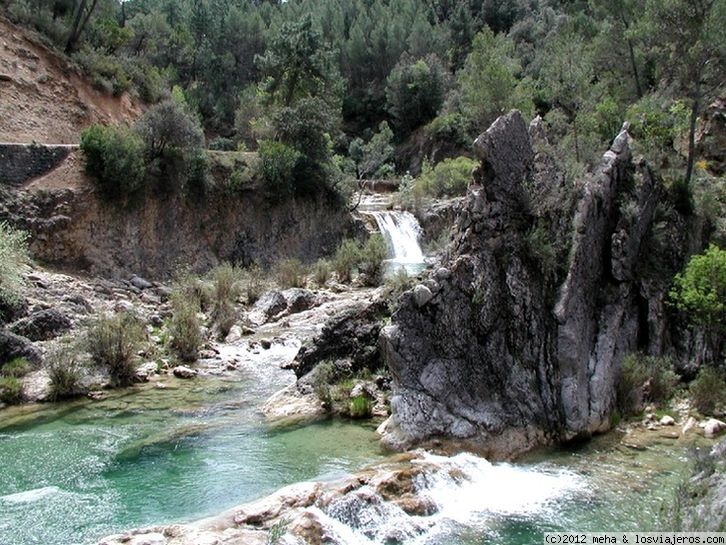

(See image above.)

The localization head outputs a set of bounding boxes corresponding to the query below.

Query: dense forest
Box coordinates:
[2,0,724,204]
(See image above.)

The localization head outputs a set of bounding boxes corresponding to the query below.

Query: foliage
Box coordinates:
[0,221,28,319]
[670,245,726,333]
[689,366,726,416]
[385,267,415,302]
[333,239,362,283]
[0,376,23,405]
[86,312,145,387]
[348,121,395,179]
[257,140,301,199]
[80,124,146,199]
[209,264,242,340]
[312,259,331,287]
[1,358,31,378]
[275,258,307,289]
[349,394,372,419]
[616,353,679,416]
[169,295,203,363]
[358,234,388,287]
[413,156,476,198]
[46,344,87,401]
[239,265,268,305]
[385,53,449,135]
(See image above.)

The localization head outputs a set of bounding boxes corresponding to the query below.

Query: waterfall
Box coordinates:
[369,211,425,264]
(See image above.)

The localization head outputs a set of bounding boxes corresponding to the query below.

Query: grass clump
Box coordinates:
[169,296,203,362]
[240,265,268,305]
[689,367,726,416]
[275,258,307,288]
[46,344,87,401]
[87,312,145,387]
[0,376,23,405]
[333,239,361,283]
[385,267,415,300]
[209,263,242,340]
[0,221,28,320]
[312,259,331,287]
[349,394,372,419]
[358,234,388,286]
[617,354,679,416]
[1,357,31,378]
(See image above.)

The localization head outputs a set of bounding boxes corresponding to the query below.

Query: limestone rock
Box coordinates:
[172,366,197,379]
[281,288,318,314]
[704,418,726,438]
[659,415,675,426]
[129,275,153,290]
[0,328,41,366]
[9,308,71,341]
[248,290,287,325]
[412,285,433,307]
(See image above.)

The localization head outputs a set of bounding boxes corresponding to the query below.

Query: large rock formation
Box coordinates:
[380,110,676,457]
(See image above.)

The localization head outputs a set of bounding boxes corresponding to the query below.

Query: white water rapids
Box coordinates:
[365,210,427,276]
[296,452,587,545]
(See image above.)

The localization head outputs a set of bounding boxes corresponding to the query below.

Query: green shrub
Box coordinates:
[46,346,87,401]
[173,270,212,312]
[669,178,694,215]
[359,234,388,286]
[0,376,23,405]
[240,265,268,305]
[426,113,472,148]
[169,297,203,362]
[617,354,679,416]
[80,124,146,199]
[1,357,31,378]
[275,258,307,288]
[310,360,336,407]
[689,367,726,416]
[349,394,372,419]
[209,264,242,340]
[312,259,331,287]
[333,239,362,283]
[385,267,415,301]
[87,313,145,387]
[258,140,301,199]
[414,157,476,198]
[0,221,28,318]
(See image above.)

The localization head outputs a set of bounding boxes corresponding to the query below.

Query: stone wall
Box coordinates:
[0,144,75,186]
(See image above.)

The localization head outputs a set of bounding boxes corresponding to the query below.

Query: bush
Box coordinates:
[349,394,372,419]
[209,264,242,340]
[689,367,726,416]
[414,156,476,198]
[80,124,146,199]
[617,354,679,416]
[258,140,301,199]
[385,267,415,301]
[0,376,23,405]
[169,297,203,362]
[0,221,28,318]
[46,345,87,401]
[240,265,268,305]
[358,234,388,286]
[669,178,694,215]
[334,239,364,283]
[425,113,472,148]
[1,357,31,378]
[87,313,145,387]
[173,270,212,312]
[312,259,331,287]
[275,258,307,288]
[310,360,336,407]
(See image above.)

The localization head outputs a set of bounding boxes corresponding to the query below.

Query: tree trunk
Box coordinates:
[64,0,98,54]
[626,38,643,98]
[685,96,700,186]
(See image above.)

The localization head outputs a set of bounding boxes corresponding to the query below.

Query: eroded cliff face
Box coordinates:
[380,110,685,458]
[0,157,358,278]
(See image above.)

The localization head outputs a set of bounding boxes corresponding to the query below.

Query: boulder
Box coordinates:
[172,366,197,379]
[9,308,71,341]
[282,288,318,314]
[247,290,287,325]
[659,415,675,426]
[412,285,433,307]
[704,418,726,438]
[0,328,41,366]
[129,275,153,290]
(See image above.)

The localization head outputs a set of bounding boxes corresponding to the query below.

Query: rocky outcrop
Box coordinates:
[0,328,41,366]
[0,155,358,278]
[696,94,725,176]
[284,298,389,379]
[9,308,71,341]
[380,110,677,457]
[0,144,73,186]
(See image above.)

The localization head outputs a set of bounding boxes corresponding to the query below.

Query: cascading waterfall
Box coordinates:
[368,211,425,275]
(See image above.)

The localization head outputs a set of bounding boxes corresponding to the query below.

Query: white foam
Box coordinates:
[1,486,61,504]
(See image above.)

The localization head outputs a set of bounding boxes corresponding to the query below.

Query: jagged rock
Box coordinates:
[284,299,388,379]
[0,296,28,325]
[9,308,71,341]
[282,288,318,314]
[172,366,197,379]
[248,290,287,325]
[0,328,41,366]
[696,94,726,175]
[380,110,672,457]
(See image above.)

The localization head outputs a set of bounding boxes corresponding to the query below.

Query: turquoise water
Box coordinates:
[0,351,386,545]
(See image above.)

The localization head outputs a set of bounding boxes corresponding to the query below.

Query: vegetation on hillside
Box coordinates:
[3,0,722,197]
